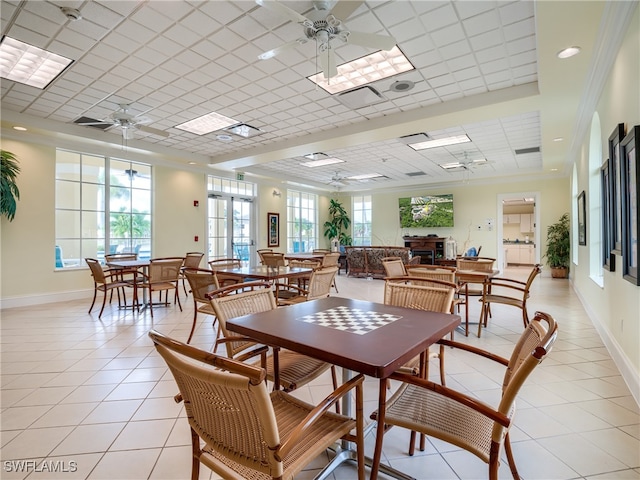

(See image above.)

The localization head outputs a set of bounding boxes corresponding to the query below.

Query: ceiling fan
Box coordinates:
[256,0,397,79]
[327,171,352,187]
[75,104,170,141]
[441,152,491,172]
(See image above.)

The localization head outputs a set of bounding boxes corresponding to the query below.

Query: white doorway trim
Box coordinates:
[496,192,541,273]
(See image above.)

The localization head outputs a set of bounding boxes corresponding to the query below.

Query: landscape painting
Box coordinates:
[399,194,454,228]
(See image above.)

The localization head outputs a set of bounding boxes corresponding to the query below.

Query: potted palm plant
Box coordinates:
[323,199,352,250]
[1,150,21,222]
[543,213,570,278]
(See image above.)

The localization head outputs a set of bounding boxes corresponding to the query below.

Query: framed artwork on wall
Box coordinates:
[577,191,587,246]
[621,125,639,285]
[268,212,280,247]
[601,160,615,271]
[609,123,626,254]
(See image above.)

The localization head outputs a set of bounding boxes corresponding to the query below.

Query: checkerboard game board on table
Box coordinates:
[300,306,402,335]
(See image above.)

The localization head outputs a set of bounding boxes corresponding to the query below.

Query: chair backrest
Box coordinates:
[288,259,321,270]
[524,264,542,294]
[382,257,407,277]
[208,258,241,270]
[85,258,106,283]
[148,330,283,478]
[208,283,276,358]
[148,257,184,282]
[256,249,273,263]
[262,252,286,267]
[183,268,219,304]
[307,266,339,301]
[384,280,455,313]
[456,257,495,272]
[406,267,456,284]
[496,311,557,433]
[105,253,138,262]
[321,252,340,267]
[313,248,330,254]
[183,252,204,269]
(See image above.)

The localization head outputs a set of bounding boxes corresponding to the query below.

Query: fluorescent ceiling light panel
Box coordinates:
[348,173,384,180]
[409,134,471,150]
[175,112,238,135]
[304,152,329,160]
[225,123,263,138]
[308,46,414,94]
[0,36,73,89]
[301,158,345,167]
[440,162,464,170]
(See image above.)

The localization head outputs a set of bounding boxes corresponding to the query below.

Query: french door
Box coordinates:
[207,194,255,266]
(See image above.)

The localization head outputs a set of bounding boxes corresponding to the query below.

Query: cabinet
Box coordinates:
[520,213,534,233]
[504,244,535,265]
[504,214,521,224]
[403,236,446,264]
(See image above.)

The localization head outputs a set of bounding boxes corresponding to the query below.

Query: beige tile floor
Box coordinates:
[1,267,639,479]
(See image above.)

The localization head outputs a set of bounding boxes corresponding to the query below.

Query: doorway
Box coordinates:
[496,192,540,272]
[207,194,255,266]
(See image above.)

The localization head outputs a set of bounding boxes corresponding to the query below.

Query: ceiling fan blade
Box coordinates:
[76,120,113,126]
[258,38,308,60]
[329,0,364,21]
[137,124,170,138]
[347,31,396,51]
[319,48,338,79]
[255,0,310,24]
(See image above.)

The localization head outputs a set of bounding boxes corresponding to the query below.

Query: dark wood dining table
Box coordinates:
[226,296,461,480]
[214,265,313,298]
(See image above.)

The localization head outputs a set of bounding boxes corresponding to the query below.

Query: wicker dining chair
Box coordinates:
[179,251,204,296]
[135,257,184,318]
[287,259,320,289]
[382,257,408,277]
[208,258,242,286]
[149,330,365,480]
[478,264,542,337]
[372,311,558,480]
[321,252,341,292]
[278,266,338,306]
[85,258,130,318]
[183,268,220,344]
[256,248,273,264]
[261,252,286,267]
[104,252,138,302]
[207,283,340,395]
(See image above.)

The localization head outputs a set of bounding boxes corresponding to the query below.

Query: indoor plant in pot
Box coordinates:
[544,213,570,278]
[323,198,351,250]
[1,150,21,222]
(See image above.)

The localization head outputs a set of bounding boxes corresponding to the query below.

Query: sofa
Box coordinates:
[344,246,411,278]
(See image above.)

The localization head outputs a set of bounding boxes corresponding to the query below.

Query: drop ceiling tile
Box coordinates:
[476,44,509,64]
[113,20,157,44]
[8,23,54,47]
[66,18,109,41]
[131,5,174,32]
[506,36,536,55]
[462,9,501,37]
[439,39,472,59]
[499,1,535,25]
[469,29,503,51]
[431,23,466,47]
[209,27,246,51]
[164,23,202,48]
[15,9,61,38]
[147,36,184,57]
[420,4,459,31]
[79,1,125,29]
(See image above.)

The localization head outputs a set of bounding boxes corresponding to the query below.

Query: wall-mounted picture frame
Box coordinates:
[621,125,639,285]
[609,123,626,254]
[267,212,280,247]
[577,191,587,246]
[601,160,615,271]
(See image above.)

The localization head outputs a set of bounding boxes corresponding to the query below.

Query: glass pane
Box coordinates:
[56,210,80,237]
[56,180,80,209]
[131,163,151,190]
[110,211,132,242]
[56,240,81,268]
[56,150,81,181]
[131,188,151,214]
[82,238,102,263]
[82,155,105,184]
[82,211,104,238]
[110,160,132,187]
[82,183,105,211]
[132,213,151,239]
[110,186,131,212]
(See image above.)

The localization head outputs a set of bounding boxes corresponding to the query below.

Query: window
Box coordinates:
[55,149,151,268]
[352,195,372,246]
[287,190,318,253]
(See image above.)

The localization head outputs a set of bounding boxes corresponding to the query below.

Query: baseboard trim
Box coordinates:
[1,289,91,310]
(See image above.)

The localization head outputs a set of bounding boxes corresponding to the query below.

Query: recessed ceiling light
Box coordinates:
[188,161,197,165]
[12,126,27,131]
[348,173,384,180]
[175,112,238,135]
[301,158,345,167]
[0,36,74,89]
[551,168,558,172]
[304,152,329,160]
[557,46,581,59]
[216,134,233,142]
[408,134,471,151]
[553,137,564,142]
[308,46,415,94]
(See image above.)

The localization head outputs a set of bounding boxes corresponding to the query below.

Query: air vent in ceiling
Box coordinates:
[398,133,430,145]
[515,146,540,155]
[73,116,111,130]
[336,86,385,109]
[405,171,426,177]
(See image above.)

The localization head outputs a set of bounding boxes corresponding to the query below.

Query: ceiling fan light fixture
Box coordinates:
[308,46,414,94]
[175,112,238,135]
[409,134,471,151]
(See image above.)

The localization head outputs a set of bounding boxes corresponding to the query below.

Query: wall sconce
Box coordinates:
[272,189,282,197]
